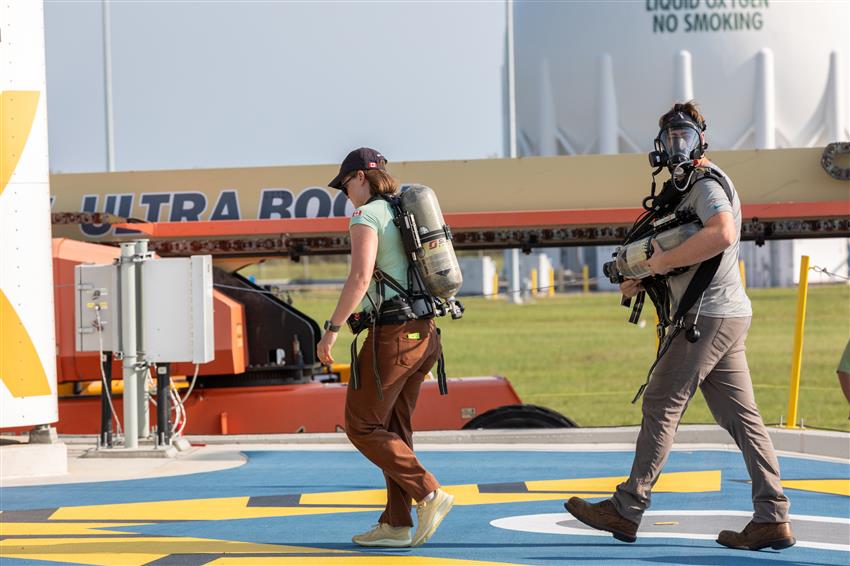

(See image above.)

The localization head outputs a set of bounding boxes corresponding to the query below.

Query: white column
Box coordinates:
[594,52,621,290]
[538,58,557,156]
[755,48,776,149]
[597,53,618,155]
[506,248,523,304]
[673,50,694,103]
[825,51,847,142]
[754,48,793,287]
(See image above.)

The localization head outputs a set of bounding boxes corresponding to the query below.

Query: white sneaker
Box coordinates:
[411,489,454,547]
[351,523,412,547]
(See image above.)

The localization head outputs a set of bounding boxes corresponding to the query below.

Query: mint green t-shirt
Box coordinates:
[349,198,410,311]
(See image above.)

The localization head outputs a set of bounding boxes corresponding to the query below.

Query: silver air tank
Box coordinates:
[614,221,701,280]
[399,185,463,299]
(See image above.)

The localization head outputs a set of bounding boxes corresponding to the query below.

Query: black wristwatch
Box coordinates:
[323,320,341,333]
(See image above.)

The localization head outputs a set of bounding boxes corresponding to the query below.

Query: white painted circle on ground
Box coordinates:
[490,510,850,552]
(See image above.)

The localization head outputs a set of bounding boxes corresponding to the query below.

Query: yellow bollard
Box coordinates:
[531,268,538,297]
[786,255,810,429]
[582,264,589,294]
[739,259,747,290]
[548,268,555,297]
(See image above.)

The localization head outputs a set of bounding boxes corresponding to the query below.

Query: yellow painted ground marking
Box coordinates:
[50,471,722,524]
[450,492,602,505]
[300,484,604,506]
[527,476,625,493]
[49,497,382,522]
[301,488,388,506]
[0,90,40,195]
[0,522,147,536]
[3,470,730,565]
[654,521,679,526]
[211,558,511,565]
[0,536,348,566]
[782,479,850,497]
[527,470,720,494]
[0,289,52,398]
[654,470,720,492]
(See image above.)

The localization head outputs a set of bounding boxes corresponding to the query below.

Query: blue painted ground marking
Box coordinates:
[1,449,847,565]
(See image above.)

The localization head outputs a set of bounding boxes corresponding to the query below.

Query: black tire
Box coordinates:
[462,404,577,429]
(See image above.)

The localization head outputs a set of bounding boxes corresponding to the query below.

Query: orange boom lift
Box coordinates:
[31,146,850,437]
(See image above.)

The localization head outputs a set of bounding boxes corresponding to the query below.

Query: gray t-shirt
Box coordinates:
[667,165,752,318]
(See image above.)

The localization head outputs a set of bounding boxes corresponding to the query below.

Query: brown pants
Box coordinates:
[613,315,790,525]
[345,318,441,527]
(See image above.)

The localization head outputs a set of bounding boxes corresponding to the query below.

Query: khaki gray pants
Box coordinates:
[613,315,790,524]
[345,318,441,528]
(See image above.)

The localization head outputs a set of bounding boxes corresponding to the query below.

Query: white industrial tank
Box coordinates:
[512,0,849,290]
[514,0,848,155]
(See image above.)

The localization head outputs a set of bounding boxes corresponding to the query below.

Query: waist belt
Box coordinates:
[346,305,427,335]
[347,303,447,399]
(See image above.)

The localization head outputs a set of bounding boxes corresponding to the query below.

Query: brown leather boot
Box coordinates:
[565,497,638,543]
[716,520,796,551]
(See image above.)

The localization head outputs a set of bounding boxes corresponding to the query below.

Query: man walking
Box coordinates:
[566,101,794,552]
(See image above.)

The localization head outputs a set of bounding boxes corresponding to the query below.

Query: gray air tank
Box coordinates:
[399,185,462,299]
[614,221,701,280]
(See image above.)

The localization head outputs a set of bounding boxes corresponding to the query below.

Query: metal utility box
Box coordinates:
[74,263,120,353]
[141,255,214,364]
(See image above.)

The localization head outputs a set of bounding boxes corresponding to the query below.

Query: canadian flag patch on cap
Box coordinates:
[368,162,377,168]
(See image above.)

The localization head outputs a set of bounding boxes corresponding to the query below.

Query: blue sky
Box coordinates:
[44,1,508,173]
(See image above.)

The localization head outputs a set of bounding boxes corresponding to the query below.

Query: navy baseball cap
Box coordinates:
[328,147,387,190]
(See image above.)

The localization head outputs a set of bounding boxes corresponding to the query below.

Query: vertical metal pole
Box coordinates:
[505,0,517,160]
[135,240,149,438]
[102,0,116,172]
[119,242,138,448]
[156,363,170,446]
[786,255,810,429]
[503,0,522,306]
[100,351,113,448]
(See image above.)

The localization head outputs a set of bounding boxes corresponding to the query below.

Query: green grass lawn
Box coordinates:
[274,283,850,432]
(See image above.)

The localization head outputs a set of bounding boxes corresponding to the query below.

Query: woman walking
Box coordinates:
[317,147,454,548]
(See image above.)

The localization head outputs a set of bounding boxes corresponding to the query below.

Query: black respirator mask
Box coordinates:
[648,113,707,189]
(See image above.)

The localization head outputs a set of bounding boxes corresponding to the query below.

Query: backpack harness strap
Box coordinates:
[347,198,450,399]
